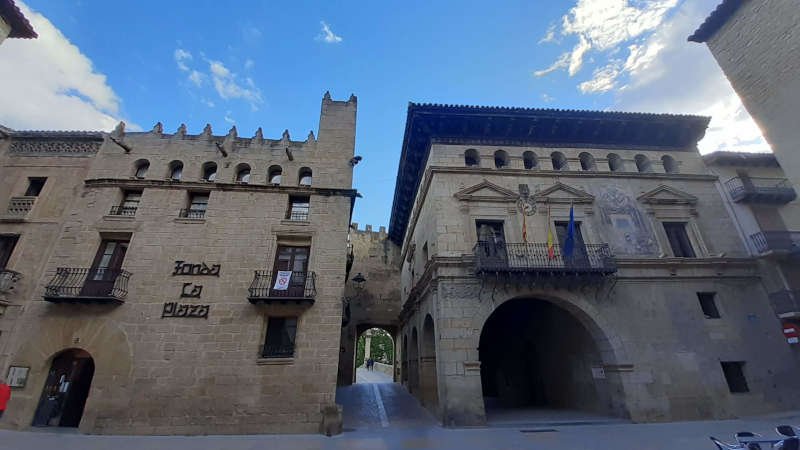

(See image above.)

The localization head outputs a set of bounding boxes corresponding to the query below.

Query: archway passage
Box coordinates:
[354,327,394,384]
[479,299,617,421]
[32,349,95,428]
[420,315,439,411]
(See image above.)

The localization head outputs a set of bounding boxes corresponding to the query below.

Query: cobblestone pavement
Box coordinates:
[1,382,799,450]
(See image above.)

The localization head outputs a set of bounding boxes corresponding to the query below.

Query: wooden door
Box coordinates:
[271,246,310,297]
[32,351,95,428]
[81,240,128,298]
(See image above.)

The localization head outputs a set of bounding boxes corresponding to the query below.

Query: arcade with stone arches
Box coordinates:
[399,291,631,425]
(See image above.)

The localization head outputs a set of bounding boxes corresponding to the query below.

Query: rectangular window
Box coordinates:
[698,292,720,319]
[24,177,46,197]
[0,235,20,269]
[720,361,749,393]
[182,193,209,219]
[81,238,129,297]
[113,190,141,216]
[663,222,696,257]
[262,317,297,358]
[287,196,310,221]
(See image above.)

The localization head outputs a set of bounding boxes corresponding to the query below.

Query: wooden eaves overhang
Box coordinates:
[387,103,711,245]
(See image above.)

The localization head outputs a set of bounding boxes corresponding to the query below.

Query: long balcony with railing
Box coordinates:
[261,344,295,358]
[179,208,205,219]
[248,270,316,304]
[43,267,131,304]
[749,231,800,254]
[474,242,617,278]
[5,196,36,218]
[768,290,800,318]
[725,177,796,204]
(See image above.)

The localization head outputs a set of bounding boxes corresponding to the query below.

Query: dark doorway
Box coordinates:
[476,220,507,268]
[33,349,95,428]
[81,239,128,297]
[271,245,310,298]
[479,299,614,417]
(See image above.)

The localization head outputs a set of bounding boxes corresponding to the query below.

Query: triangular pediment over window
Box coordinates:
[454,180,518,202]
[637,185,698,206]
[533,182,594,204]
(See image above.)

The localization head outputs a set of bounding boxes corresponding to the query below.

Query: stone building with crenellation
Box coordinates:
[0,92,357,434]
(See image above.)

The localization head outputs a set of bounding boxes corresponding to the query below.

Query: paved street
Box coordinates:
[1,380,799,450]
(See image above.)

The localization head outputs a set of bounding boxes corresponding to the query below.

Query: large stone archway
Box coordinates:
[409,328,419,395]
[478,298,621,417]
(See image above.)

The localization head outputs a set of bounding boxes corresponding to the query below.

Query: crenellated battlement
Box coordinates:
[350,223,387,236]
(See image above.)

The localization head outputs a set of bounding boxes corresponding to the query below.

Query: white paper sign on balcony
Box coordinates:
[273,271,292,290]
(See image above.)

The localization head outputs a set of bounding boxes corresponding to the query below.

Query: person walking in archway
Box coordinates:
[0,377,10,420]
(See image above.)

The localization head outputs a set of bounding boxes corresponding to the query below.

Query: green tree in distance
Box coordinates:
[356,328,394,367]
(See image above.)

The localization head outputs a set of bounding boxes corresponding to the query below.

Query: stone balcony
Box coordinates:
[3,196,36,220]
[749,231,800,255]
[768,290,800,318]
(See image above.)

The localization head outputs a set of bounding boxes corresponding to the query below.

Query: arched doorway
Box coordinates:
[420,314,439,410]
[401,334,409,385]
[354,327,395,384]
[32,348,95,427]
[479,298,616,418]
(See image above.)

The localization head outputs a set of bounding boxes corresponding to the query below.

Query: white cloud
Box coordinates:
[541,93,555,103]
[244,59,255,70]
[610,1,769,154]
[188,70,205,87]
[533,52,570,77]
[538,24,558,44]
[579,65,620,93]
[535,0,678,78]
[317,21,343,44]
[174,48,192,71]
[208,60,263,110]
[173,49,263,110]
[224,111,235,124]
[0,2,133,131]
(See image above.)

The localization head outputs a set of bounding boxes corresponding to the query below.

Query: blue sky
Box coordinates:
[0,0,769,227]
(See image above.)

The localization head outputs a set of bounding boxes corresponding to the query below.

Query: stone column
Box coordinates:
[363,330,373,366]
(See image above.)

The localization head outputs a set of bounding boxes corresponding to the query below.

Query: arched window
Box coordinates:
[579,152,596,171]
[662,155,679,174]
[202,162,217,182]
[134,159,150,178]
[268,165,282,185]
[494,150,508,169]
[607,153,624,172]
[635,154,652,173]
[523,151,537,170]
[464,149,480,167]
[299,167,312,186]
[167,160,183,180]
[235,164,251,183]
[551,152,568,171]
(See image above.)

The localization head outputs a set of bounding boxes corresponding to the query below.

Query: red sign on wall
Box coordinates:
[783,323,799,345]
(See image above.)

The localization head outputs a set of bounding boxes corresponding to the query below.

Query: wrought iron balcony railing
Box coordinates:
[768,290,800,317]
[0,269,22,294]
[109,205,138,216]
[43,267,131,304]
[474,242,617,275]
[248,270,316,304]
[725,177,796,204]
[749,231,800,254]
[179,208,205,219]
[6,196,35,217]
[261,344,295,358]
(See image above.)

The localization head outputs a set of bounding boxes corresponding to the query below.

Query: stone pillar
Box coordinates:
[363,330,373,365]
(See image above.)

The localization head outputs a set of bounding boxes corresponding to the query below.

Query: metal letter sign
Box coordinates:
[162,261,216,319]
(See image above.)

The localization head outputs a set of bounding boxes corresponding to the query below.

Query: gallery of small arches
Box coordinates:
[400,314,439,411]
[129,159,313,186]
[32,348,95,428]
[478,298,626,418]
[463,148,680,174]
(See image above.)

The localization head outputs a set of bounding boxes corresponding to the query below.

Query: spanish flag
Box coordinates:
[522,213,528,243]
[546,221,555,259]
